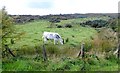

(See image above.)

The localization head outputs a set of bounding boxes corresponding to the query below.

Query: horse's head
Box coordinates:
[59,38,64,45]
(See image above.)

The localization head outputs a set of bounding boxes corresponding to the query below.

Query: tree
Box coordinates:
[1,6,14,45]
[1,6,15,57]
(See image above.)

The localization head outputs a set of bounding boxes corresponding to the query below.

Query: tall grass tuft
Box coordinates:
[45,44,60,57]
[17,45,37,57]
[91,28,118,58]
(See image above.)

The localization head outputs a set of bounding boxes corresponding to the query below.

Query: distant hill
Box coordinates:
[10,13,118,24]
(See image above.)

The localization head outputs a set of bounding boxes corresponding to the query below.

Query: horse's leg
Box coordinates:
[55,39,59,44]
[57,40,59,44]
[54,39,56,45]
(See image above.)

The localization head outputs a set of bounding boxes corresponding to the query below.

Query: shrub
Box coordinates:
[64,24,72,28]
[57,25,63,28]
[80,20,108,28]
[91,28,118,53]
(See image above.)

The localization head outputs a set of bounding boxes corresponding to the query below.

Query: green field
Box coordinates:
[2,17,118,71]
[12,19,97,48]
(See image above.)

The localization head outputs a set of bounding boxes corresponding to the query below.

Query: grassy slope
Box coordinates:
[11,18,97,49]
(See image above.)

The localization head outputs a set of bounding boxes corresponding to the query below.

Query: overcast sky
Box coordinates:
[0,0,119,15]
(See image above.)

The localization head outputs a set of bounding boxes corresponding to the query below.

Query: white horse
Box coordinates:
[42,32,63,45]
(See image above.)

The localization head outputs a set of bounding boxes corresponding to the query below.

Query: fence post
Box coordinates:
[42,44,47,61]
[77,43,86,71]
[81,43,85,58]
[78,43,85,58]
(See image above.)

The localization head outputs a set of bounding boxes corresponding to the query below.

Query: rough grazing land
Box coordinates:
[2,16,118,71]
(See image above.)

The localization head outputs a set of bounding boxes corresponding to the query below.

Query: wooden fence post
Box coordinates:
[77,43,86,71]
[78,43,85,58]
[42,44,47,61]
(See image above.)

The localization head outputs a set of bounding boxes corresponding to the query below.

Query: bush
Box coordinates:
[64,24,72,28]
[80,20,108,28]
[91,28,117,53]
[57,25,63,28]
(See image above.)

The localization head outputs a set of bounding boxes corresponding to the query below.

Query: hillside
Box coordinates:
[2,15,118,71]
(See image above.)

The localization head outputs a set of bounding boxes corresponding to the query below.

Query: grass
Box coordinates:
[10,19,97,50]
[2,57,118,71]
[0,61,2,72]
[6,19,97,59]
